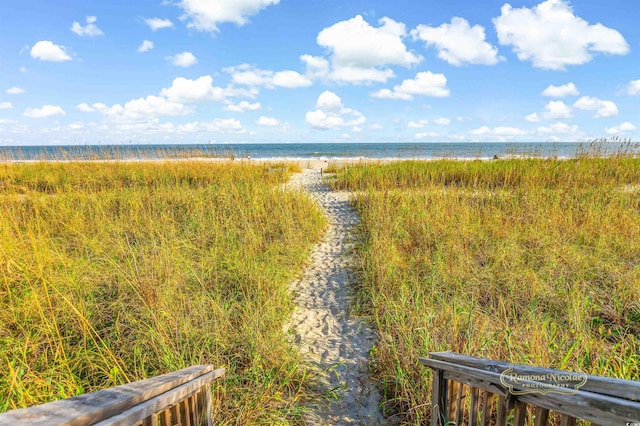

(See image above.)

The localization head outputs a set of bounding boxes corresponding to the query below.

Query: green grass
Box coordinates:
[0,161,325,424]
[330,158,640,423]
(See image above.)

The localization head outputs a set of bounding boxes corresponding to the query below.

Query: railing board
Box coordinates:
[515,390,640,425]
[0,366,224,426]
[429,352,640,401]
[441,369,507,397]
[421,357,640,424]
[93,371,219,426]
[422,358,506,396]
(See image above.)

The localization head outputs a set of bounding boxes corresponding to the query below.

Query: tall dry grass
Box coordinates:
[0,161,325,424]
[331,158,640,423]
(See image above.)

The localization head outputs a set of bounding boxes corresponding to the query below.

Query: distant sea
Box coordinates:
[0,142,636,161]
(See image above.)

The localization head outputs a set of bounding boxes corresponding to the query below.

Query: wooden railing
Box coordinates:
[420,352,640,425]
[0,365,225,426]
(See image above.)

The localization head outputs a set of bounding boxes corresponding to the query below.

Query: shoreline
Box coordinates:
[1,141,636,165]
[0,154,612,169]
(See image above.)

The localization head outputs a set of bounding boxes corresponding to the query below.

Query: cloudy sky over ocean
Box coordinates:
[0,0,638,145]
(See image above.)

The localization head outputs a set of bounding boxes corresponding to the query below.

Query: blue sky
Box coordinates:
[0,0,638,145]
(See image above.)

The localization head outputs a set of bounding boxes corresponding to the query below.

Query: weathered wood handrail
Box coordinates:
[420,352,640,425]
[0,365,225,426]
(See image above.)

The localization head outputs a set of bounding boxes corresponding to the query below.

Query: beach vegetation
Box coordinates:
[330,157,640,422]
[0,160,324,424]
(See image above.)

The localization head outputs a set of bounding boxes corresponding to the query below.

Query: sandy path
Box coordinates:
[285,169,385,425]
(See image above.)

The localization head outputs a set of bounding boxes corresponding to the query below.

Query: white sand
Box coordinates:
[285,169,386,425]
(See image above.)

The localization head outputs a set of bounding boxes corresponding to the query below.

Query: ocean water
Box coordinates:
[0,142,637,161]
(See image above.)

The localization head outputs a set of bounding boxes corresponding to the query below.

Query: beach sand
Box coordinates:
[285,169,385,425]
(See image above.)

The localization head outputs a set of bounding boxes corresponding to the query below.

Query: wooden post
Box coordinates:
[170,403,181,425]
[431,369,448,426]
[160,409,171,426]
[559,415,577,426]
[533,407,550,426]
[496,396,508,426]
[205,386,213,426]
[469,387,480,426]
[454,383,464,425]
[447,381,458,420]
[480,392,494,426]
[513,401,527,426]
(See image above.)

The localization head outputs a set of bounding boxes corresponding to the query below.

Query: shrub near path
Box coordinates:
[331,159,640,423]
[0,161,325,424]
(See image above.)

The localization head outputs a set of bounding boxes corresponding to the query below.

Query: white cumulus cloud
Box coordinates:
[316,91,343,112]
[434,117,451,125]
[145,18,174,31]
[224,101,261,112]
[494,0,629,70]
[371,71,449,100]
[314,15,422,84]
[542,82,579,97]
[31,41,72,62]
[537,122,580,135]
[256,116,279,126]
[272,70,313,88]
[605,122,636,135]
[627,80,640,96]
[0,102,12,109]
[82,97,194,123]
[469,126,527,136]
[71,16,104,37]
[76,103,96,112]
[177,0,280,32]
[138,40,154,53]
[166,52,198,67]
[415,132,440,139]
[301,54,330,80]
[411,17,502,66]
[68,122,85,131]
[224,64,312,88]
[24,105,66,118]
[573,96,618,117]
[160,75,256,104]
[543,101,573,119]
[179,118,246,134]
[525,112,540,122]
[93,96,191,120]
[305,91,365,130]
[408,119,429,128]
[6,87,25,95]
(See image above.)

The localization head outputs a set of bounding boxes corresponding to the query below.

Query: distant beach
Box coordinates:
[1,141,638,162]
